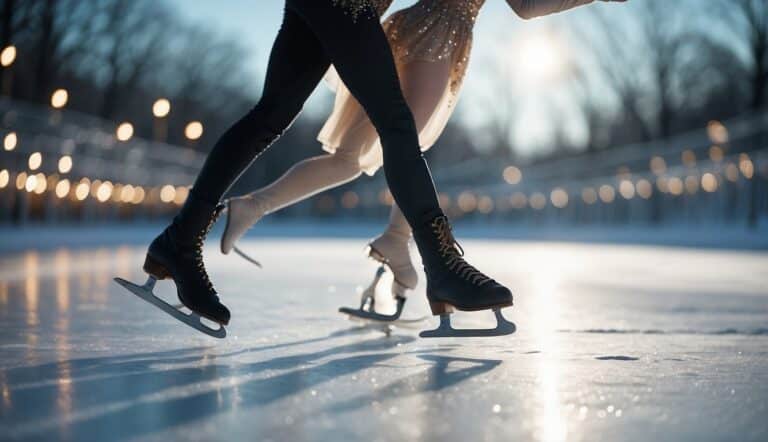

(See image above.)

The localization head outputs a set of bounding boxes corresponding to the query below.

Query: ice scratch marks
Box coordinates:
[595,356,639,361]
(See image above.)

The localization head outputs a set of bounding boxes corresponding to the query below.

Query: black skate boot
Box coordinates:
[144,194,231,325]
[413,211,515,337]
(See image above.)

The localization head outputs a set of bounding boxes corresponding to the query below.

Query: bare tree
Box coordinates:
[722,0,768,111]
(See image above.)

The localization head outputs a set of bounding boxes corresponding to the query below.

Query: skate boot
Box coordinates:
[413,211,515,337]
[368,230,419,291]
[115,194,230,337]
[220,195,267,266]
[145,195,231,325]
[339,233,428,327]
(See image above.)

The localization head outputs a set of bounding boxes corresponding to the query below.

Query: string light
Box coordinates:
[116,122,134,141]
[51,89,69,109]
[28,152,42,170]
[3,132,17,151]
[185,121,204,140]
[58,155,73,174]
[0,45,16,67]
[152,98,171,118]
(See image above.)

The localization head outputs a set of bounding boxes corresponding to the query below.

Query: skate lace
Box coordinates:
[431,216,492,286]
[194,205,224,293]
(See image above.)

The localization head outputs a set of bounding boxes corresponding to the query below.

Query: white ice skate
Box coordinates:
[339,235,427,328]
[220,196,264,267]
[114,276,227,338]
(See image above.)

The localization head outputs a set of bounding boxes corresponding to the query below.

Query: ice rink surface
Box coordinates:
[0,236,767,441]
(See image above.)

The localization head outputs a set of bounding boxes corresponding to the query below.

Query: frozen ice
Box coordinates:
[0,231,767,441]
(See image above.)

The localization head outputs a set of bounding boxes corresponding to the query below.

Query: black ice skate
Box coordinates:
[413,212,515,338]
[114,196,230,338]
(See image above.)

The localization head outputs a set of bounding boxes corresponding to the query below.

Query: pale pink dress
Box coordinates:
[319,0,485,176]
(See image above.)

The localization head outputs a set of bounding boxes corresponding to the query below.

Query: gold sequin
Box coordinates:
[384,0,485,96]
[332,0,394,19]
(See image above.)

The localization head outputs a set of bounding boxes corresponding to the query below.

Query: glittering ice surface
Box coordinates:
[0,236,767,441]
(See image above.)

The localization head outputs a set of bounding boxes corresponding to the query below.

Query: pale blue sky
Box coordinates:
[164,0,622,155]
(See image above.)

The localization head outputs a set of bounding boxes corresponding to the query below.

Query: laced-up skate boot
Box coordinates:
[413,212,514,337]
[144,195,231,325]
[220,195,268,266]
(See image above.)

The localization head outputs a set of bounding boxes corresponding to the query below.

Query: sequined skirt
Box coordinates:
[317,6,474,175]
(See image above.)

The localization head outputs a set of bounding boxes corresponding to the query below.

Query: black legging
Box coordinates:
[189,0,441,228]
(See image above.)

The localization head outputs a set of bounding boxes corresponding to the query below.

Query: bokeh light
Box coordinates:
[701,173,718,193]
[4,132,17,151]
[28,152,42,171]
[116,122,134,141]
[152,98,171,118]
[55,179,70,199]
[0,169,8,188]
[50,89,69,109]
[550,188,568,208]
[503,166,522,185]
[160,184,176,203]
[0,45,16,67]
[58,155,73,174]
[185,121,204,140]
[598,185,615,203]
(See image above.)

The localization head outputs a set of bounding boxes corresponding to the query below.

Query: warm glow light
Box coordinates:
[478,196,494,214]
[28,152,42,170]
[152,98,171,118]
[185,121,204,140]
[550,188,568,208]
[529,192,547,210]
[598,185,615,203]
[33,173,46,194]
[0,45,16,67]
[739,154,754,179]
[74,182,89,201]
[681,149,696,167]
[174,186,189,206]
[96,181,113,202]
[581,187,597,205]
[0,169,8,188]
[709,145,724,162]
[4,132,17,151]
[15,171,27,190]
[706,120,729,144]
[636,179,653,199]
[55,179,70,198]
[701,173,718,193]
[24,174,37,193]
[725,163,740,182]
[667,177,684,195]
[650,156,666,175]
[89,179,102,198]
[457,191,478,212]
[517,34,565,82]
[120,184,135,203]
[132,186,145,204]
[160,184,176,203]
[58,155,73,174]
[51,89,69,109]
[619,180,635,199]
[503,166,522,185]
[116,122,134,141]
[510,192,527,209]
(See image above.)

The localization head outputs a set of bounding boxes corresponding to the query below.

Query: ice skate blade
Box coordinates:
[232,246,262,268]
[114,277,227,339]
[419,309,516,338]
[340,308,428,329]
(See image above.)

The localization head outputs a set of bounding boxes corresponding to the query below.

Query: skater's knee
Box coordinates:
[245,97,304,142]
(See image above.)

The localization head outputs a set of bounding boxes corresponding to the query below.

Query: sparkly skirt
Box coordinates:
[317,5,474,176]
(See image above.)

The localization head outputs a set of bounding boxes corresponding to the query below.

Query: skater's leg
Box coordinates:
[367,59,451,288]
[190,8,332,205]
[221,149,363,254]
[288,0,440,226]
[142,8,332,325]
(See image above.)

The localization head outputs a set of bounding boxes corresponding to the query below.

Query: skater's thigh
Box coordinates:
[259,7,331,108]
[399,60,452,131]
[293,3,409,125]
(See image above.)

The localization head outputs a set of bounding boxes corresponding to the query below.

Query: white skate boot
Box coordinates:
[339,231,426,329]
[220,195,267,267]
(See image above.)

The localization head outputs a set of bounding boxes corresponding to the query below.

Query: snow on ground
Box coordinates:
[0,229,767,441]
